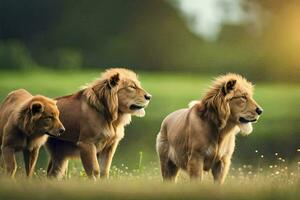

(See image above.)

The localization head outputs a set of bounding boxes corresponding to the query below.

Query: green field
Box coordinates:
[0,175,298,200]
[0,69,299,199]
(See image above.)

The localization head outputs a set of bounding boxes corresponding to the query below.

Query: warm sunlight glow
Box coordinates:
[267,3,300,70]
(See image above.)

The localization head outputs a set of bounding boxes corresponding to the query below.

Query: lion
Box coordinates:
[156,73,263,184]
[46,68,151,179]
[0,89,65,178]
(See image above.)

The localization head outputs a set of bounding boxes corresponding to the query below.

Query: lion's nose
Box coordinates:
[144,94,152,100]
[58,127,65,134]
[256,107,263,115]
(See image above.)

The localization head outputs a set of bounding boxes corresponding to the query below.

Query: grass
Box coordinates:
[0,149,299,200]
[0,69,299,199]
[0,178,298,200]
[0,153,299,200]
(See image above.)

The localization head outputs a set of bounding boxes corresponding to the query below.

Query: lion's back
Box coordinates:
[0,89,31,111]
[159,108,189,139]
[0,89,32,138]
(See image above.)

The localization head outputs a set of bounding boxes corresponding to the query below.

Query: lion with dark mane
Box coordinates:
[46,68,151,179]
[156,73,263,184]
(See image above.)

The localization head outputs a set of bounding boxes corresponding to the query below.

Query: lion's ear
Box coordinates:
[108,73,120,88]
[222,79,236,95]
[30,101,44,115]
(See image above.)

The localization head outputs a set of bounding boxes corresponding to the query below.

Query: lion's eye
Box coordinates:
[238,97,247,106]
[128,86,136,91]
[46,116,53,121]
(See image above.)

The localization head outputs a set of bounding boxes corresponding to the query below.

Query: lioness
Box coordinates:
[156,73,263,184]
[0,89,65,177]
[46,68,151,179]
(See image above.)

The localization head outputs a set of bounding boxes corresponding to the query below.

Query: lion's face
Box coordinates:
[95,68,151,118]
[226,79,263,134]
[117,79,151,117]
[86,68,151,121]
[29,97,65,137]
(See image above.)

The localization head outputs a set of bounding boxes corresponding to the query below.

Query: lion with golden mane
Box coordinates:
[46,68,151,179]
[156,73,262,184]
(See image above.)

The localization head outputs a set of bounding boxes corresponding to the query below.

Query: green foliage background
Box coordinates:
[1,0,300,81]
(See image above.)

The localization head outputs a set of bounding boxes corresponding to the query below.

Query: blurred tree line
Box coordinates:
[0,0,299,81]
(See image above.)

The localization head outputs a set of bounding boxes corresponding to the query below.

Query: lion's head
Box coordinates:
[200,73,262,135]
[21,96,65,137]
[83,68,151,121]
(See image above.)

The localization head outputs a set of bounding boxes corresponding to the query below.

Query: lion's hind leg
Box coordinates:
[160,158,179,182]
[47,156,69,179]
[46,138,70,179]
[156,132,179,182]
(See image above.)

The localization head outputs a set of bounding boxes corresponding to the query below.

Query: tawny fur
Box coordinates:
[0,89,64,178]
[46,68,151,179]
[156,73,262,184]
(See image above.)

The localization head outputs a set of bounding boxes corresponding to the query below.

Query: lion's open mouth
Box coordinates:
[239,117,257,123]
[45,131,60,137]
[45,131,53,136]
[130,104,145,110]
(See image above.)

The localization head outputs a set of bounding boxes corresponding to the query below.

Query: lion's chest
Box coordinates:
[203,144,218,170]
[95,126,124,152]
[27,135,48,151]
[203,143,229,159]
[203,134,236,170]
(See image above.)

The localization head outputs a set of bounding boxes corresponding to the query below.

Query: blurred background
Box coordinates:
[0,0,299,170]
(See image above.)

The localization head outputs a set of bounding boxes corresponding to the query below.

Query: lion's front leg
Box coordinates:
[98,141,119,179]
[2,146,17,178]
[212,157,231,184]
[77,141,100,180]
[23,147,39,177]
[187,151,204,181]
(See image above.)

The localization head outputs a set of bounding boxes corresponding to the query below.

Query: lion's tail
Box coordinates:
[188,100,200,108]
